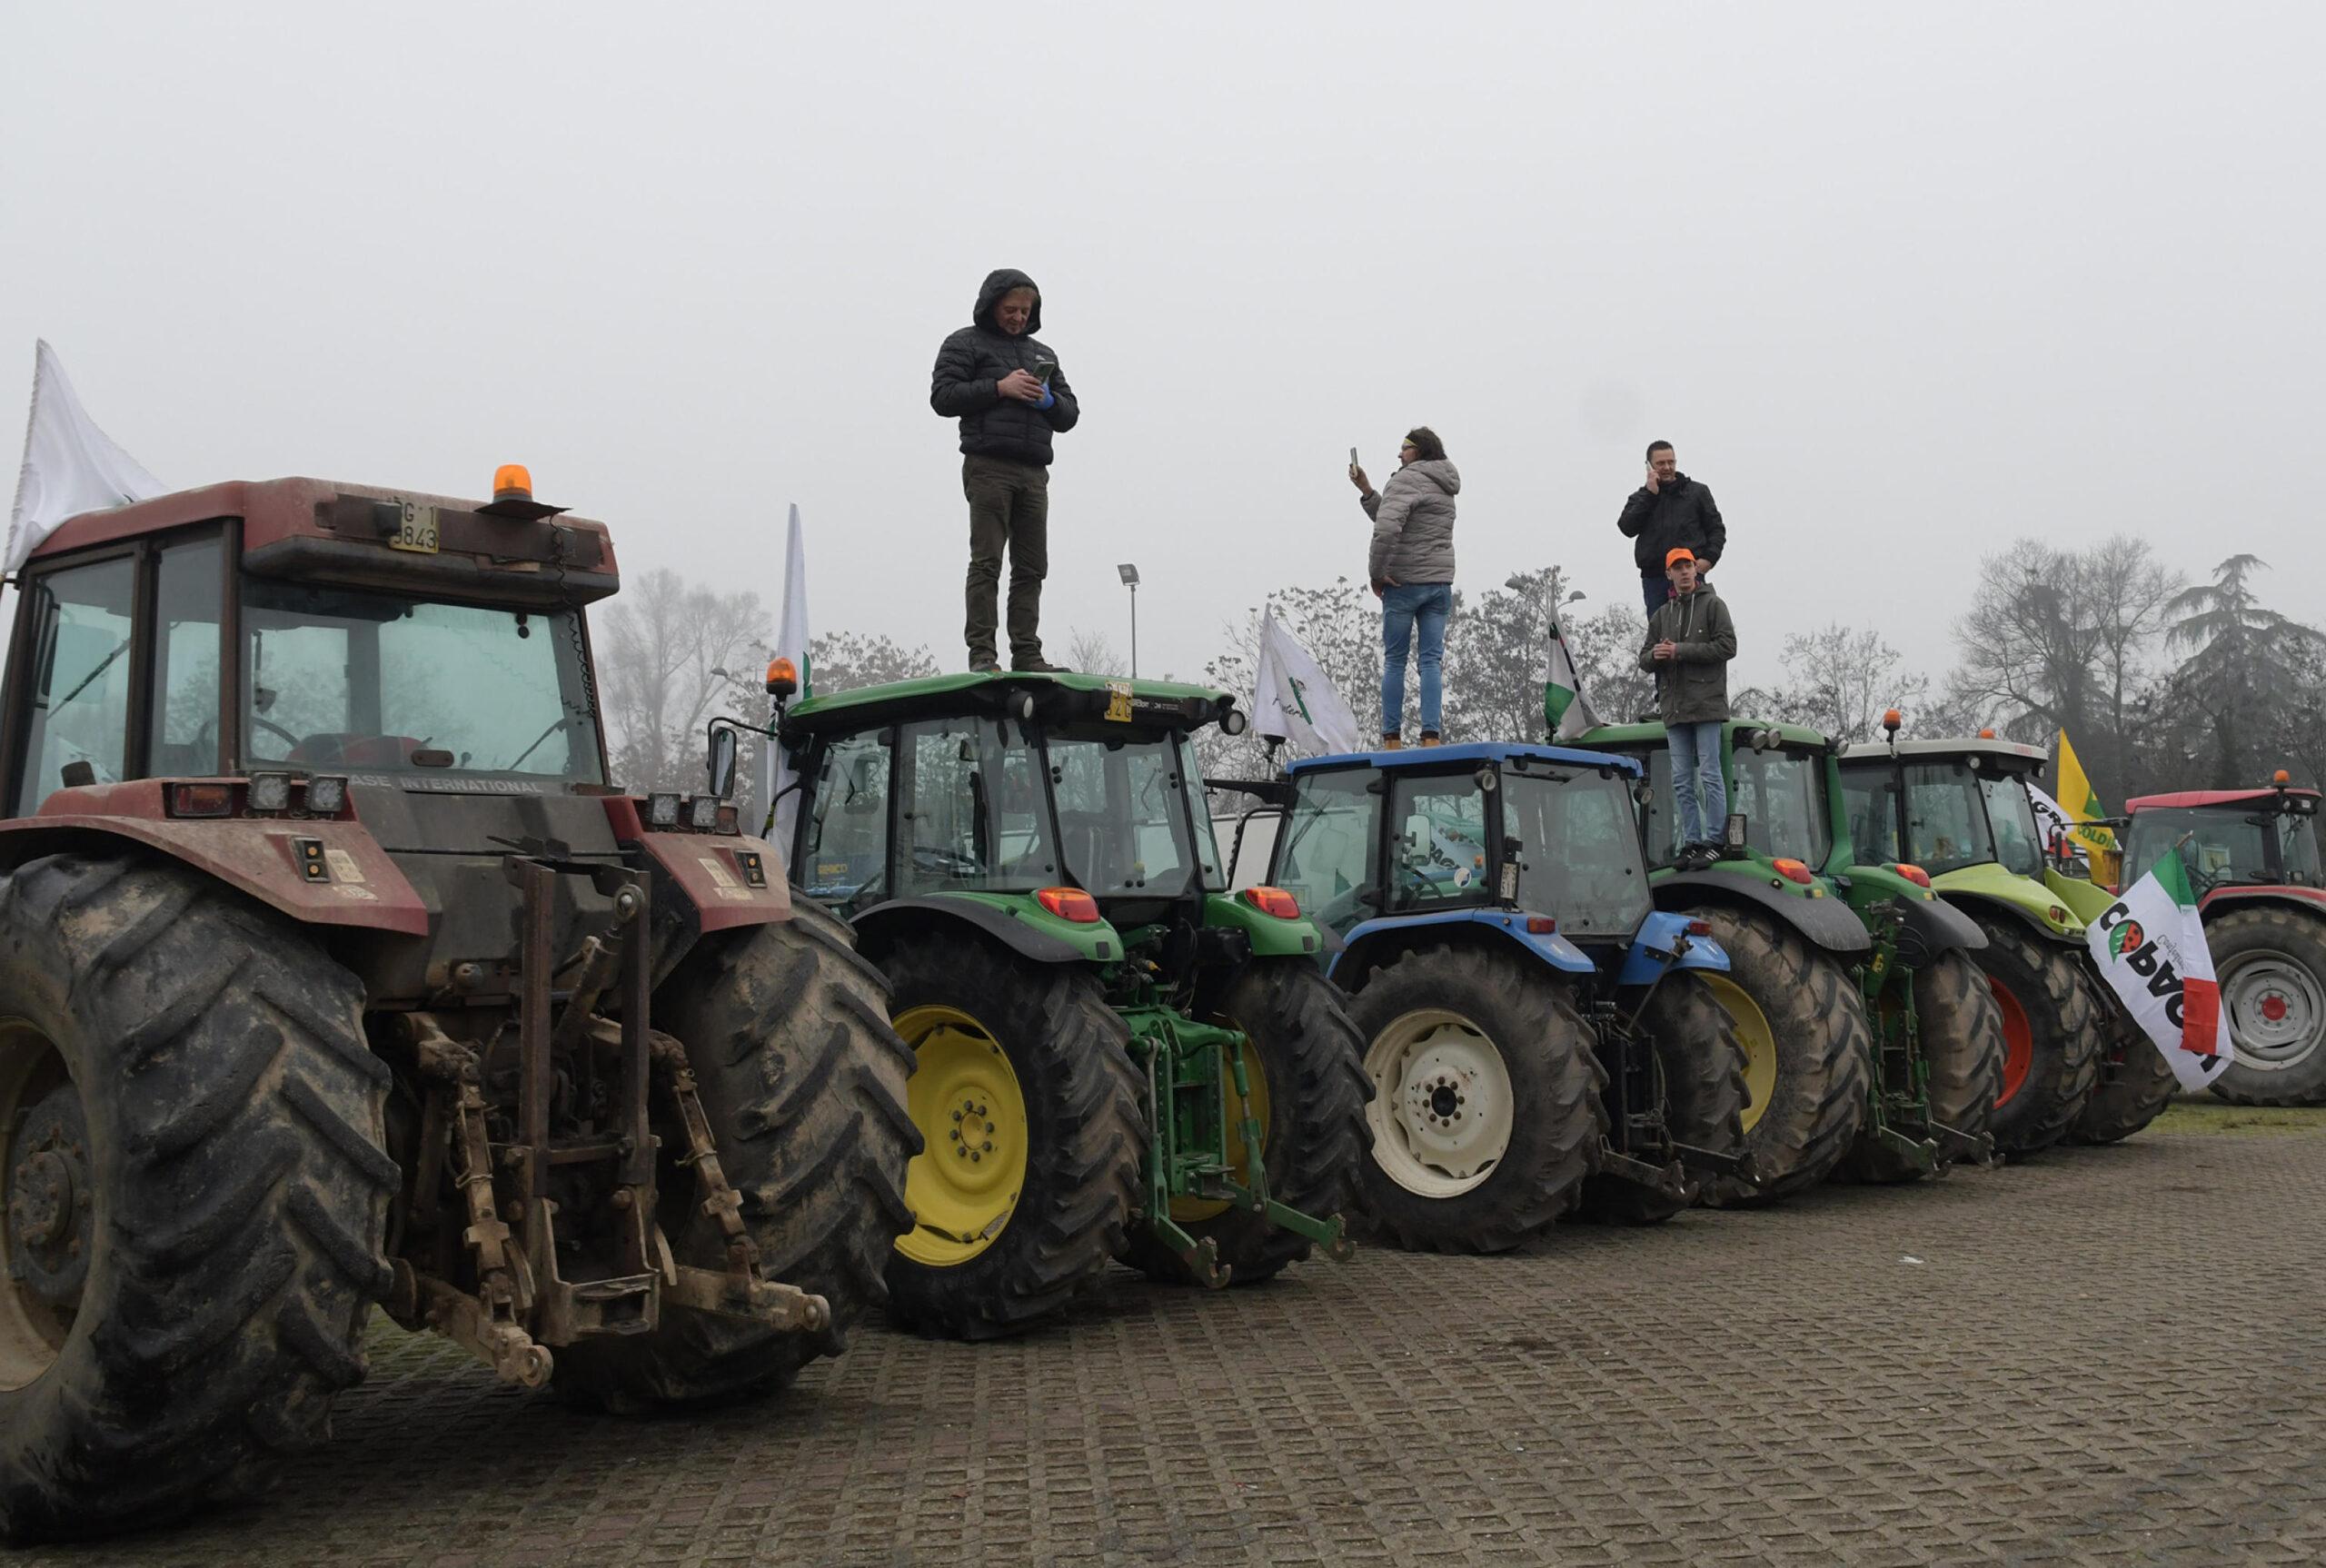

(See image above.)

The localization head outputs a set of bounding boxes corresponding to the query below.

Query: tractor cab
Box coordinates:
[2122,776,2322,897]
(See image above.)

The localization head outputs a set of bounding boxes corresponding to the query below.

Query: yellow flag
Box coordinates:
[2056,730,2120,881]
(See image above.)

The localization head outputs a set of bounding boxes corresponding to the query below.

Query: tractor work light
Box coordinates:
[1771,858,1814,886]
[1891,862,1933,888]
[1036,886,1102,923]
[766,658,799,699]
[689,794,720,830]
[494,463,532,502]
[2275,769,2293,786]
[1219,705,1248,736]
[648,792,683,829]
[1240,886,1301,920]
[1882,709,1903,733]
[169,782,235,818]
[247,771,293,813]
[715,803,741,835]
[306,775,349,815]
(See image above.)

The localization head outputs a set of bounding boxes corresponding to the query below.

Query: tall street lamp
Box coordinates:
[1118,563,1140,676]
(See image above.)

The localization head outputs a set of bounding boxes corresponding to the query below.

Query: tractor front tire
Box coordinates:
[0,853,393,1543]
[1687,908,1873,1207]
[1838,948,2004,1183]
[1578,970,1749,1225]
[880,936,1144,1339]
[1971,914,2102,1156]
[1121,959,1371,1287]
[1344,944,1605,1254]
[2069,999,2180,1143]
[2205,906,2326,1107]
[554,900,919,1410]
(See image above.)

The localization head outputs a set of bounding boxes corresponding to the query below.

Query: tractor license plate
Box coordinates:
[1103,680,1134,722]
[389,501,440,554]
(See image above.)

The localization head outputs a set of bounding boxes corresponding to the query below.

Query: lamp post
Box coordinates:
[1118,563,1140,676]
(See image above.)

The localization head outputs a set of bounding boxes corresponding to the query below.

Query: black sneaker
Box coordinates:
[969,656,1002,674]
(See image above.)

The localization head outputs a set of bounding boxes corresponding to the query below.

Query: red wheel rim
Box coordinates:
[1990,978,2033,1107]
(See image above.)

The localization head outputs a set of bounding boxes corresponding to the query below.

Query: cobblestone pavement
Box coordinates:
[28,1116,2326,1567]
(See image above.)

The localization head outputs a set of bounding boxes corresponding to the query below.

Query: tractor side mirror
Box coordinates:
[1403,814,1431,863]
[1633,779,1654,807]
[843,753,884,813]
[707,728,739,799]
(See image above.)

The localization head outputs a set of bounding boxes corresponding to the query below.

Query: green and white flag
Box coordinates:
[2086,848,2233,1092]
[1254,608,1362,755]
[1543,617,1600,741]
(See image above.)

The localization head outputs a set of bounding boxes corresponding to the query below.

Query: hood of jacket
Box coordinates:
[1403,458,1460,495]
[972,268,1043,333]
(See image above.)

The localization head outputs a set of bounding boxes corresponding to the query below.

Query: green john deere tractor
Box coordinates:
[757,671,1368,1338]
[1837,732,2167,1153]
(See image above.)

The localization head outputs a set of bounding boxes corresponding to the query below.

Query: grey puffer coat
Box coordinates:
[1362,459,1459,585]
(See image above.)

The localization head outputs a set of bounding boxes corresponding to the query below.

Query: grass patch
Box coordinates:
[2151,1101,2326,1136]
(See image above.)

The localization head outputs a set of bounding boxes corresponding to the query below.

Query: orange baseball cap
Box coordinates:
[1665,547,1696,568]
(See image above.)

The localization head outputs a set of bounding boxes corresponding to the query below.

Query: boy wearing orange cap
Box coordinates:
[1639,547,1736,870]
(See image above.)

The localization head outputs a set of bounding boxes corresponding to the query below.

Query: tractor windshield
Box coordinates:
[1982,776,2046,877]
[1728,746,1832,868]
[1275,767,1378,936]
[1502,769,1651,937]
[240,579,604,784]
[1048,726,1216,898]
[1851,760,1996,874]
[2124,805,2321,891]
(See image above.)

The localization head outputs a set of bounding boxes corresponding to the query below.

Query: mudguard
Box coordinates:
[1652,868,1873,955]
[1329,908,1595,985]
[847,893,1118,965]
[2197,884,2326,918]
[1615,908,1733,986]
[1940,889,2082,948]
[1892,894,1989,955]
[1202,891,1327,958]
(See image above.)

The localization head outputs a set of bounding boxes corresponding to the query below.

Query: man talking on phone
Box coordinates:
[930,268,1080,673]
[1616,441,1725,615]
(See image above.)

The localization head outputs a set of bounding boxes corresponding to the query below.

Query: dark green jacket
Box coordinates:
[1637,585,1735,724]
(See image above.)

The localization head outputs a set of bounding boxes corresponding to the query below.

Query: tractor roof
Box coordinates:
[785,670,1238,734]
[1581,718,1830,750]
[2127,786,2321,812]
[1840,737,2047,769]
[1284,740,1640,777]
[24,477,620,606]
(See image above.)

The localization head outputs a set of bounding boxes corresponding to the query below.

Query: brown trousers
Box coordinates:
[962,455,1049,665]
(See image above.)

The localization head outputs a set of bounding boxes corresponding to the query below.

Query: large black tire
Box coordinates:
[1969,913,2102,1157]
[1836,949,2004,1183]
[2069,996,2180,1144]
[1343,944,1605,1254]
[1577,971,1749,1225]
[554,900,919,1410]
[2204,906,2326,1107]
[0,853,394,1543]
[879,935,1144,1339]
[1120,959,1371,1286]
[1687,907,1873,1207]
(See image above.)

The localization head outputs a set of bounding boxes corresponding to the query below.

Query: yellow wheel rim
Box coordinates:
[894,1005,1029,1268]
[1172,1037,1271,1224]
[1701,975,1780,1134]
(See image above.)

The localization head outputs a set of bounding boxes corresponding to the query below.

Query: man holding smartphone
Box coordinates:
[930,268,1081,673]
[1616,441,1725,615]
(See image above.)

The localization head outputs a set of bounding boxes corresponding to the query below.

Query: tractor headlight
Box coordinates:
[1220,707,1248,736]
[649,792,682,829]
[248,771,293,813]
[305,775,349,815]
[689,794,720,830]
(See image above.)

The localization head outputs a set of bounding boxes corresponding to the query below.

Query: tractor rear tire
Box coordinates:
[879,936,1144,1339]
[1970,914,2102,1157]
[1120,959,1371,1287]
[1837,949,2004,1183]
[1577,971,1749,1225]
[553,901,919,1410]
[1686,907,1873,1207]
[2204,906,2326,1107]
[1344,944,1605,1254]
[2069,1001,2179,1144]
[0,853,393,1543]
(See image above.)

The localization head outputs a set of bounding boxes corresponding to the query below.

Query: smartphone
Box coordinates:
[1033,358,1057,383]
[1348,447,1360,468]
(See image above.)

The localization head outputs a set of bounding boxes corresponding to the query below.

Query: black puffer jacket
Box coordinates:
[929,268,1081,467]
[1616,473,1725,576]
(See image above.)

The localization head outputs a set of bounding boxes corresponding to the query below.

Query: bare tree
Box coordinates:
[806,630,940,695]
[598,569,769,793]
[1063,627,1125,677]
[1764,622,1931,743]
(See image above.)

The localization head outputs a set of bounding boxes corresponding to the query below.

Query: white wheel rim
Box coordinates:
[1362,1008,1516,1198]
[2222,951,2326,1070]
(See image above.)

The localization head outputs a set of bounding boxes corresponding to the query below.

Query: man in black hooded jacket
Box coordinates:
[1616,440,1725,615]
[931,268,1080,672]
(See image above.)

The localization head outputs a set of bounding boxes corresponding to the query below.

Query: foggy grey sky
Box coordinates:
[6,3,2321,702]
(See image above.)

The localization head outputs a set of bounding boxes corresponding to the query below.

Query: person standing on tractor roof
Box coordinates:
[1349,426,1459,749]
[930,268,1080,673]
[1617,441,1725,615]
[1640,547,1736,869]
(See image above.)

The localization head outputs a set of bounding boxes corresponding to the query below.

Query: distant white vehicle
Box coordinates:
[1211,805,1280,892]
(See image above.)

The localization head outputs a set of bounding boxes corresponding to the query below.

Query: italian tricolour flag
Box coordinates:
[2085,849,2234,1091]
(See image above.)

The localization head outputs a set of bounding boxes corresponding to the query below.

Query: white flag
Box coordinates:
[2084,849,2234,1092]
[2026,780,2079,864]
[1545,616,1601,741]
[9,341,167,574]
[764,504,810,854]
[1253,608,1363,756]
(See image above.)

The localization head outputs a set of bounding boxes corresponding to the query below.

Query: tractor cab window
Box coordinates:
[1503,769,1650,937]
[2281,815,2321,887]
[2125,807,2273,893]
[10,555,135,811]
[1898,761,1996,873]
[1276,767,1378,936]
[1839,766,1901,864]
[1729,746,1831,868]
[894,717,1058,898]
[1177,735,1226,887]
[799,729,894,911]
[1982,776,2046,878]
[239,579,605,784]
[146,535,225,776]
[1048,727,1206,898]
[1387,772,1494,912]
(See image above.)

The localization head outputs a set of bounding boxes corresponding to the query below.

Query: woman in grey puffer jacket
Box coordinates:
[1350,425,1459,747]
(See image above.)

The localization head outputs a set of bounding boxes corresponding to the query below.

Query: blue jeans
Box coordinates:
[1643,576,1671,615]
[1380,582,1453,738]
[1667,719,1726,849]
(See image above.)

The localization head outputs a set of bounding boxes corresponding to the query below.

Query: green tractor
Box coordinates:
[1837,732,2170,1153]
[758,671,1368,1338]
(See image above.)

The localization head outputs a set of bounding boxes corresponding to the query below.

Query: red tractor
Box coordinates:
[2122,772,2325,1105]
[0,471,916,1540]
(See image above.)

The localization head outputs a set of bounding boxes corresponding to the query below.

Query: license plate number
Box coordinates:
[390,501,440,554]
